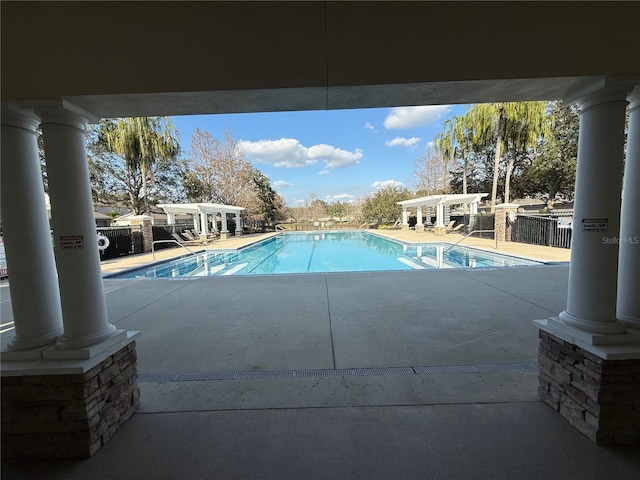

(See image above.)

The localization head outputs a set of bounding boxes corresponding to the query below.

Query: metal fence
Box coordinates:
[463,214,495,238]
[97,226,143,260]
[511,214,572,249]
[277,222,362,231]
[244,218,268,233]
[151,225,184,250]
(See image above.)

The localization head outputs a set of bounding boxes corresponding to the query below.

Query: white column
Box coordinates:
[167,212,175,225]
[192,215,199,232]
[1,104,64,350]
[416,207,423,226]
[37,102,116,350]
[435,245,444,269]
[617,86,640,329]
[221,212,229,232]
[435,203,444,227]
[558,85,629,335]
[235,211,243,234]
[199,211,209,235]
[402,208,408,226]
[212,213,219,233]
[469,202,478,215]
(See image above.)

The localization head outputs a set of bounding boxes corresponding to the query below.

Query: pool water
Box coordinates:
[110,231,542,279]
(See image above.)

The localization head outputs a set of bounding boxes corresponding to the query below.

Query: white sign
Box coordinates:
[60,235,84,249]
[558,217,573,229]
[582,218,608,232]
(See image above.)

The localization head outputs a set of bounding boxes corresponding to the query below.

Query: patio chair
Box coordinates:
[180,230,200,242]
[171,233,203,246]
[446,223,464,234]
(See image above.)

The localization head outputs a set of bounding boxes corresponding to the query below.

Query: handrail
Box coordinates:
[151,240,196,260]
[445,229,498,251]
[359,222,368,229]
[275,224,285,232]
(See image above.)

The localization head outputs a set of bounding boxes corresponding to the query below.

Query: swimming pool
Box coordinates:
[110,231,542,279]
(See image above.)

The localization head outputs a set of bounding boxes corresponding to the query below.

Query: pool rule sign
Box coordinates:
[581,218,608,232]
[60,235,84,249]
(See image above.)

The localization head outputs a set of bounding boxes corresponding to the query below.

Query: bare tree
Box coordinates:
[184,129,260,216]
[413,147,451,195]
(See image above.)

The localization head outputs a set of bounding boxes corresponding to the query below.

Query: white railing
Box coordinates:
[151,240,196,260]
[445,229,498,251]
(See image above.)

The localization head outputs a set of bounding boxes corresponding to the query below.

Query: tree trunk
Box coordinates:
[504,144,515,204]
[141,168,150,215]
[126,164,140,215]
[462,153,468,214]
[491,105,505,211]
[547,181,559,210]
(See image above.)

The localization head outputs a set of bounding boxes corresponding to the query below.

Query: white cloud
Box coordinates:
[294,199,306,204]
[318,170,330,175]
[385,136,421,148]
[365,122,378,133]
[370,180,406,190]
[383,105,450,130]
[240,138,362,169]
[308,144,363,169]
[325,193,356,202]
[427,140,435,149]
[240,138,316,168]
[272,180,293,188]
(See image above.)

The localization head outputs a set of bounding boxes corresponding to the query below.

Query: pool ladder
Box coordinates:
[151,240,197,260]
[444,229,498,252]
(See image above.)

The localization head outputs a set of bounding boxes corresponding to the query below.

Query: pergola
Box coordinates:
[397,193,488,229]
[157,203,245,237]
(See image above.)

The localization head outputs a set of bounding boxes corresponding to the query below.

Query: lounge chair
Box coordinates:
[446,223,464,234]
[171,233,202,246]
[182,230,199,241]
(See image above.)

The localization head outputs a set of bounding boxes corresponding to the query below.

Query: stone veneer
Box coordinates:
[1,341,139,458]
[537,331,640,445]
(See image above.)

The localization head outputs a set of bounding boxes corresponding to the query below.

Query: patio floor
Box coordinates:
[2,233,638,479]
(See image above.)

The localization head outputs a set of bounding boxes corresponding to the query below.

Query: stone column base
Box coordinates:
[401,224,409,231]
[220,231,230,240]
[433,226,446,236]
[414,225,424,233]
[235,229,244,236]
[1,342,140,458]
[537,331,640,445]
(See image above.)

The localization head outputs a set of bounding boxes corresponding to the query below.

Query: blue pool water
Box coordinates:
[110,231,542,279]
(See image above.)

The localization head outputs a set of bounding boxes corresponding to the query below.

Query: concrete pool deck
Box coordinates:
[3,236,638,478]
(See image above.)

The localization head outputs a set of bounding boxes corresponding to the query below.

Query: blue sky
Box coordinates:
[171,104,468,206]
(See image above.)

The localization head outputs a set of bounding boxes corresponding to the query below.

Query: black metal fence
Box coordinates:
[511,214,572,249]
[244,218,268,233]
[97,226,143,260]
[463,214,495,238]
[277,222,362,231]
[151,225,183,250]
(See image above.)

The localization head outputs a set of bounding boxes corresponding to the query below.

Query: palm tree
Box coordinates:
[466,103,501,208]
[102,117,179,214]
[433,128,455,193]
[435,114,478,215]
[502,102,550,204]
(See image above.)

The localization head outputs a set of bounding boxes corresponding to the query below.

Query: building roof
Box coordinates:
[397,193,488,208]
[157,203,245,216]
